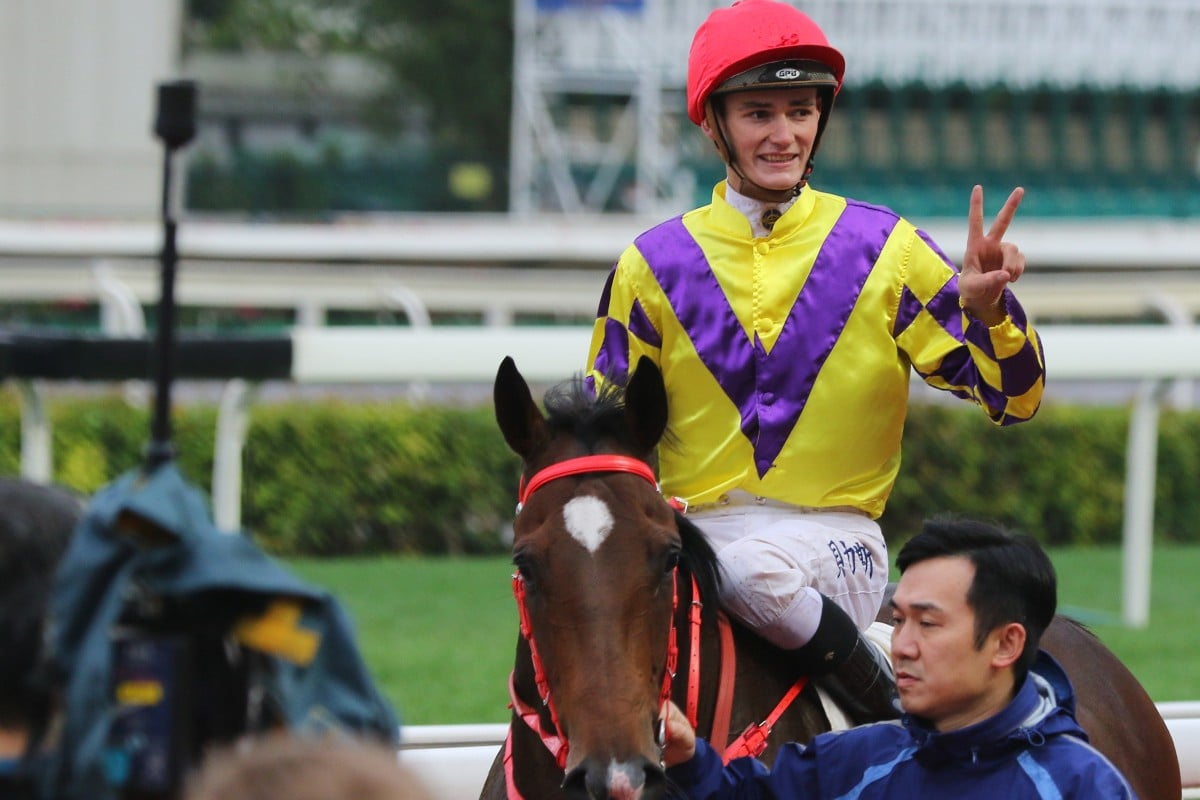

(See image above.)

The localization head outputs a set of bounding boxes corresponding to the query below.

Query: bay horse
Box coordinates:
[480,356,1180,800]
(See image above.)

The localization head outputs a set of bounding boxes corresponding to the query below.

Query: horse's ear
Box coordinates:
[494,356,547,460]
[624,356,668,457]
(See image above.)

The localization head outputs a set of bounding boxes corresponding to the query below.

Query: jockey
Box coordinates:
[586,0,1045,723]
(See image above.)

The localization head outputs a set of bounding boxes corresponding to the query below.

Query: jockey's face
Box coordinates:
[704,87,821,200]
[888,555,1027,732]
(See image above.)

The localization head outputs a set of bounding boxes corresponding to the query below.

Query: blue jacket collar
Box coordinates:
[903,650,1086,767]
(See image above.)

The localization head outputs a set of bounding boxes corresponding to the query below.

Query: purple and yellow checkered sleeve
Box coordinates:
[895,233,1045,426]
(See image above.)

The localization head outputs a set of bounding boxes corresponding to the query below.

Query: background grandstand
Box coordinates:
[510,0,1200,218]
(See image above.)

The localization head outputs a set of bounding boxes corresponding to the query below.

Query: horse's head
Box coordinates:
[494,356,681,799]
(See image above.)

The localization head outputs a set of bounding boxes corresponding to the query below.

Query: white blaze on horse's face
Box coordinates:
[562,495,614,554]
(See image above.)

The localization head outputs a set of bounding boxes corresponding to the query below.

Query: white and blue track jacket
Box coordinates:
[668,653,1135,799]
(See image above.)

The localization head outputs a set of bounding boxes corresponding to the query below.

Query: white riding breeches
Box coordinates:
[687,492,888,650]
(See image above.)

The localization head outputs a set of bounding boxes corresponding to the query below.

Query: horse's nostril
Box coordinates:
[562,756,666,800]
[566,758,672,800]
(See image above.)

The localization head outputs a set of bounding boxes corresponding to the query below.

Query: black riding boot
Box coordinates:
[789,594,899,725]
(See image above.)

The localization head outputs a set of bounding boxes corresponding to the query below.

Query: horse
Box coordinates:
[479,356,1181,800]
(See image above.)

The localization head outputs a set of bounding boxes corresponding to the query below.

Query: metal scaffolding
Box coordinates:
[509,0,1200,215]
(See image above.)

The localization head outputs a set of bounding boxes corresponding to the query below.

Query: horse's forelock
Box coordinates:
[542,374,630,450]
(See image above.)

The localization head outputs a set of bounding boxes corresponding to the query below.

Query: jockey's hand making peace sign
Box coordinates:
[958,185,1026,327]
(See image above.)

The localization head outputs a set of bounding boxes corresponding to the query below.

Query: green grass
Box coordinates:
[1049,543,1200,703]
[287,544,1200,725]
[288,556,517,725]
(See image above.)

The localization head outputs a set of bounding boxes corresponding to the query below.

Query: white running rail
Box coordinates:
[397,706,1200,799]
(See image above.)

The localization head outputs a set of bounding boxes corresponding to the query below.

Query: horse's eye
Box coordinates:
[663,548,681,573]
[513,557,536,589]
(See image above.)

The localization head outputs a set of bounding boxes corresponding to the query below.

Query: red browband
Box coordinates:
[517,455,658,509]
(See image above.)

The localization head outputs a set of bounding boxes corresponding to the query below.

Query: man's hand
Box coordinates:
[662,700,697,767]
[959,185,1026,326]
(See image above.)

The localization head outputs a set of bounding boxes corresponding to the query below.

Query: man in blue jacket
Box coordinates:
[663,517,1136,798]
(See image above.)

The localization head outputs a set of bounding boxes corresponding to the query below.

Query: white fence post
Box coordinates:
[17,380,52,484]
[213,378,254,532]
[1121,379,1166,628]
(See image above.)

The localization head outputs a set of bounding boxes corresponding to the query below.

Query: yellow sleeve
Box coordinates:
[586,246,664,392]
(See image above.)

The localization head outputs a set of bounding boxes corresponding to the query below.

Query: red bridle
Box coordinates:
[506,454,684,791]
[505,453,802,796]
[516,454,659,511]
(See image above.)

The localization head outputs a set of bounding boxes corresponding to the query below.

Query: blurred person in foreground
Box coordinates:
[585,0,1044,723]
[0,479,83,798]
[661,517,1135,798]
[185,732,433,800]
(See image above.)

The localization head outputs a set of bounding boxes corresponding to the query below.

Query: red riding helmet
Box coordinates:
[687,0,845,126]
[687,0,845,193]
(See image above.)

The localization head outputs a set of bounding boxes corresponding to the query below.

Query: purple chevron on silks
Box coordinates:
[595,268,615,318]
[993,295,1045,400]
[633,202,898,478]
[894,229,960,341]
[963,289,1044,420]
[590,318,629,389]
[591,270,663,390]
[961,287,1042,394]
[628,299,661,348]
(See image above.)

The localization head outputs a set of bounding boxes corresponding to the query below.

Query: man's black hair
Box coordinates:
[0,479,81,730]
[895,515,1057,685]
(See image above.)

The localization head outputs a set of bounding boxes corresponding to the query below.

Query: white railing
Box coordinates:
[5,217,1200,325]
[396,705,1200,799]
[1162,702,1200,798]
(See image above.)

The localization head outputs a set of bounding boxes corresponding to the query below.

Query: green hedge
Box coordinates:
[887,402,1200,546]
[3,390,1198,555]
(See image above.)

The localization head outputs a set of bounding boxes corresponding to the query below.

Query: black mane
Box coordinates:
[677,512,722,604]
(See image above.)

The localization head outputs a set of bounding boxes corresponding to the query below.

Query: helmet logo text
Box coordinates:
[775,68,803,80]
